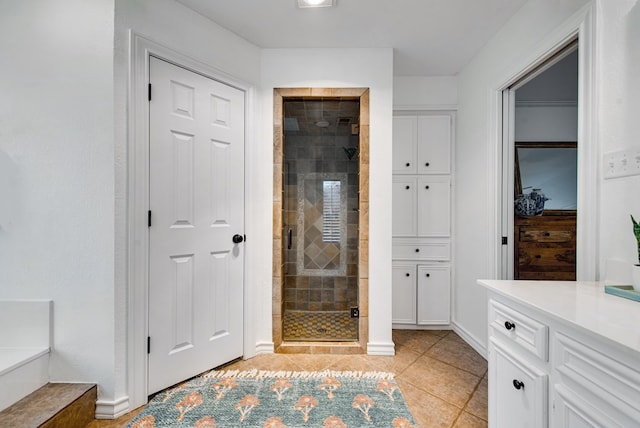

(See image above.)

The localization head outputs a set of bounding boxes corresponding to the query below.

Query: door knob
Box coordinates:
[232,234,244,244]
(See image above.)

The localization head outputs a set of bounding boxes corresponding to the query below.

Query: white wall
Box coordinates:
[260,48,395,354]
[0,0,116,398]
[394,76,458,109]
[114,0,261,413]
[455,0,590,351]
[597,0,640,280]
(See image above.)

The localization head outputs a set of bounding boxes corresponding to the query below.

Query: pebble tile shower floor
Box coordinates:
[282,310,358,341]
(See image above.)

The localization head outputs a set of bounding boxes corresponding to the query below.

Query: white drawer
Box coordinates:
[489,299,548,361]
[392,239,450,260]
[554,332,640,426]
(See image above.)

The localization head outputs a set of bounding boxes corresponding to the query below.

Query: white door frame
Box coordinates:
[490,4,598,281]
[126,32,255,410]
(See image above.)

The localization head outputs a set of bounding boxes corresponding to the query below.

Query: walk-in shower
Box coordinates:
[281,98,360,342]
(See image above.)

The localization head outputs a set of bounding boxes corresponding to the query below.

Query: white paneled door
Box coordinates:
[148,57,245,394]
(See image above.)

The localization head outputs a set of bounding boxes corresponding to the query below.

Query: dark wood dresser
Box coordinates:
[514,213,576,280]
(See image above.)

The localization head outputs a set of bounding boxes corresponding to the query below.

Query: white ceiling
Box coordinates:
[175,0,528,76]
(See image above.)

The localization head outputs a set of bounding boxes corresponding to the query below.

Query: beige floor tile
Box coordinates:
[393,329,446,354]
[465,374,488,421]
[91,330,488,428]
[397,378,461,428]
[453,411,489,428]
[361,349,422,375]
[398,354,481,408]
[426,333,488,377]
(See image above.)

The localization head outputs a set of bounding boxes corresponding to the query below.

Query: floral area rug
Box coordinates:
[128,369,417,428]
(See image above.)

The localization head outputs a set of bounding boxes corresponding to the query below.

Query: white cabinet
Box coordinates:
[392,176,450,237]
[417,264,450,324]
[490,338,548,428]
[392,176,418,236]
[417,176,450,237]
[393,115,451,174]
[392,111,454,328]
[480,281,640,428]
[392,263,417,324]
[392,262,450,325]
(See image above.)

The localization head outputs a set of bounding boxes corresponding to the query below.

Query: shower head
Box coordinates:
[343,147,357,160]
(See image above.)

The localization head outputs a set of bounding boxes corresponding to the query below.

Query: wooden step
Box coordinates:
[0,383,96,428]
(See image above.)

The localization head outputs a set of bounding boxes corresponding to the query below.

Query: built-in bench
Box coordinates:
[0,300,52,411]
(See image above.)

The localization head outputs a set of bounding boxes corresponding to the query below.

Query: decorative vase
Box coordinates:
[633,264,640,292]
[514,193,539,217]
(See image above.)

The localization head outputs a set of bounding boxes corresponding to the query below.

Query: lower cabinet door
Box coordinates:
[417,264,450,325]
[489,338,548,428]
[392,263,416,324]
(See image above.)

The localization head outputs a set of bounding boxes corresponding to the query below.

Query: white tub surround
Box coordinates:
[0,300,52,411]
[478,280,640,427]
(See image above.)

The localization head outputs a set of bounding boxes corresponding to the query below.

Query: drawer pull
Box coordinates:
[405,273,410,277]
[425,185,430,190]
[406,185,410,190]
[512,379,525,390]
[535,255,541,259]
[406,162,410,167]
[425,273,430,277]
[504,321,516,331]
[544,232,550,237]
[415,248,420,253]
[425,162,430,167]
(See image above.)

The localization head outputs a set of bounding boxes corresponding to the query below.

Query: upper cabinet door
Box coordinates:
[417,115,451,174]
[393,116,418,174]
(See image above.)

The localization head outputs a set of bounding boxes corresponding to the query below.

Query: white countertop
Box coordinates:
[477,280,640,354]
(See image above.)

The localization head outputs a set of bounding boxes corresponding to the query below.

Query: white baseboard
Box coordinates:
[254,342,275,354]
[95,395,130,419]
[451,322,487,359]
[367,341,395,356]
[392,324,453,331]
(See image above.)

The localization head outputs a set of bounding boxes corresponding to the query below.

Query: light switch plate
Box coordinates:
[604,147,640,179]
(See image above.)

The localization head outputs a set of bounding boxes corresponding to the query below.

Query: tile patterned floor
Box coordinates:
[88,330,487,427]
[283,310,358,341]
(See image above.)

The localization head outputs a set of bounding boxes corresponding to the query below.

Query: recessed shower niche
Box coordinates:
[273,88,369,353]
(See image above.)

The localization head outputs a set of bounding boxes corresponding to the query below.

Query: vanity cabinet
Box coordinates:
[479,280,640,428]
[392,112,454,328]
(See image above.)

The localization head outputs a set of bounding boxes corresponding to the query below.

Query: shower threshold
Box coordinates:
[283,310,358,342]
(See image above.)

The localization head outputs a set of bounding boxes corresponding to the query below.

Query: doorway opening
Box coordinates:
[273,88,369,354]
[501,39,579,280]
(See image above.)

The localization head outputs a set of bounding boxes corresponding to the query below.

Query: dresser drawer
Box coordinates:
[518,246,576,269]
[489,299,548,361]
[392,240,450,260]
[518,228,575,243]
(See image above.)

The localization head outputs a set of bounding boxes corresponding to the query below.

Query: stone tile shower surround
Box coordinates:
[272,88,370,353]
[284,134,359,312]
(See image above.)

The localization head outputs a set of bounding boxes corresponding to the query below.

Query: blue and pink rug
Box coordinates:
[128,369,416,427]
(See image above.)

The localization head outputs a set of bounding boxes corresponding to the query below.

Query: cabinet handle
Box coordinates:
[425,273,430,277]
[535,254,541,259]
[425,162,430,167]
[544,232,550,237]
[405,273,410,277]
[406,162,410,167]
[512,379,525,390]
[425,185,430,190]
[504,321,515,331]
[415,248,420,253]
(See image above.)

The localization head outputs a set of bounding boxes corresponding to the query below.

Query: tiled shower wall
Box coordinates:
[283,134,359,311]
